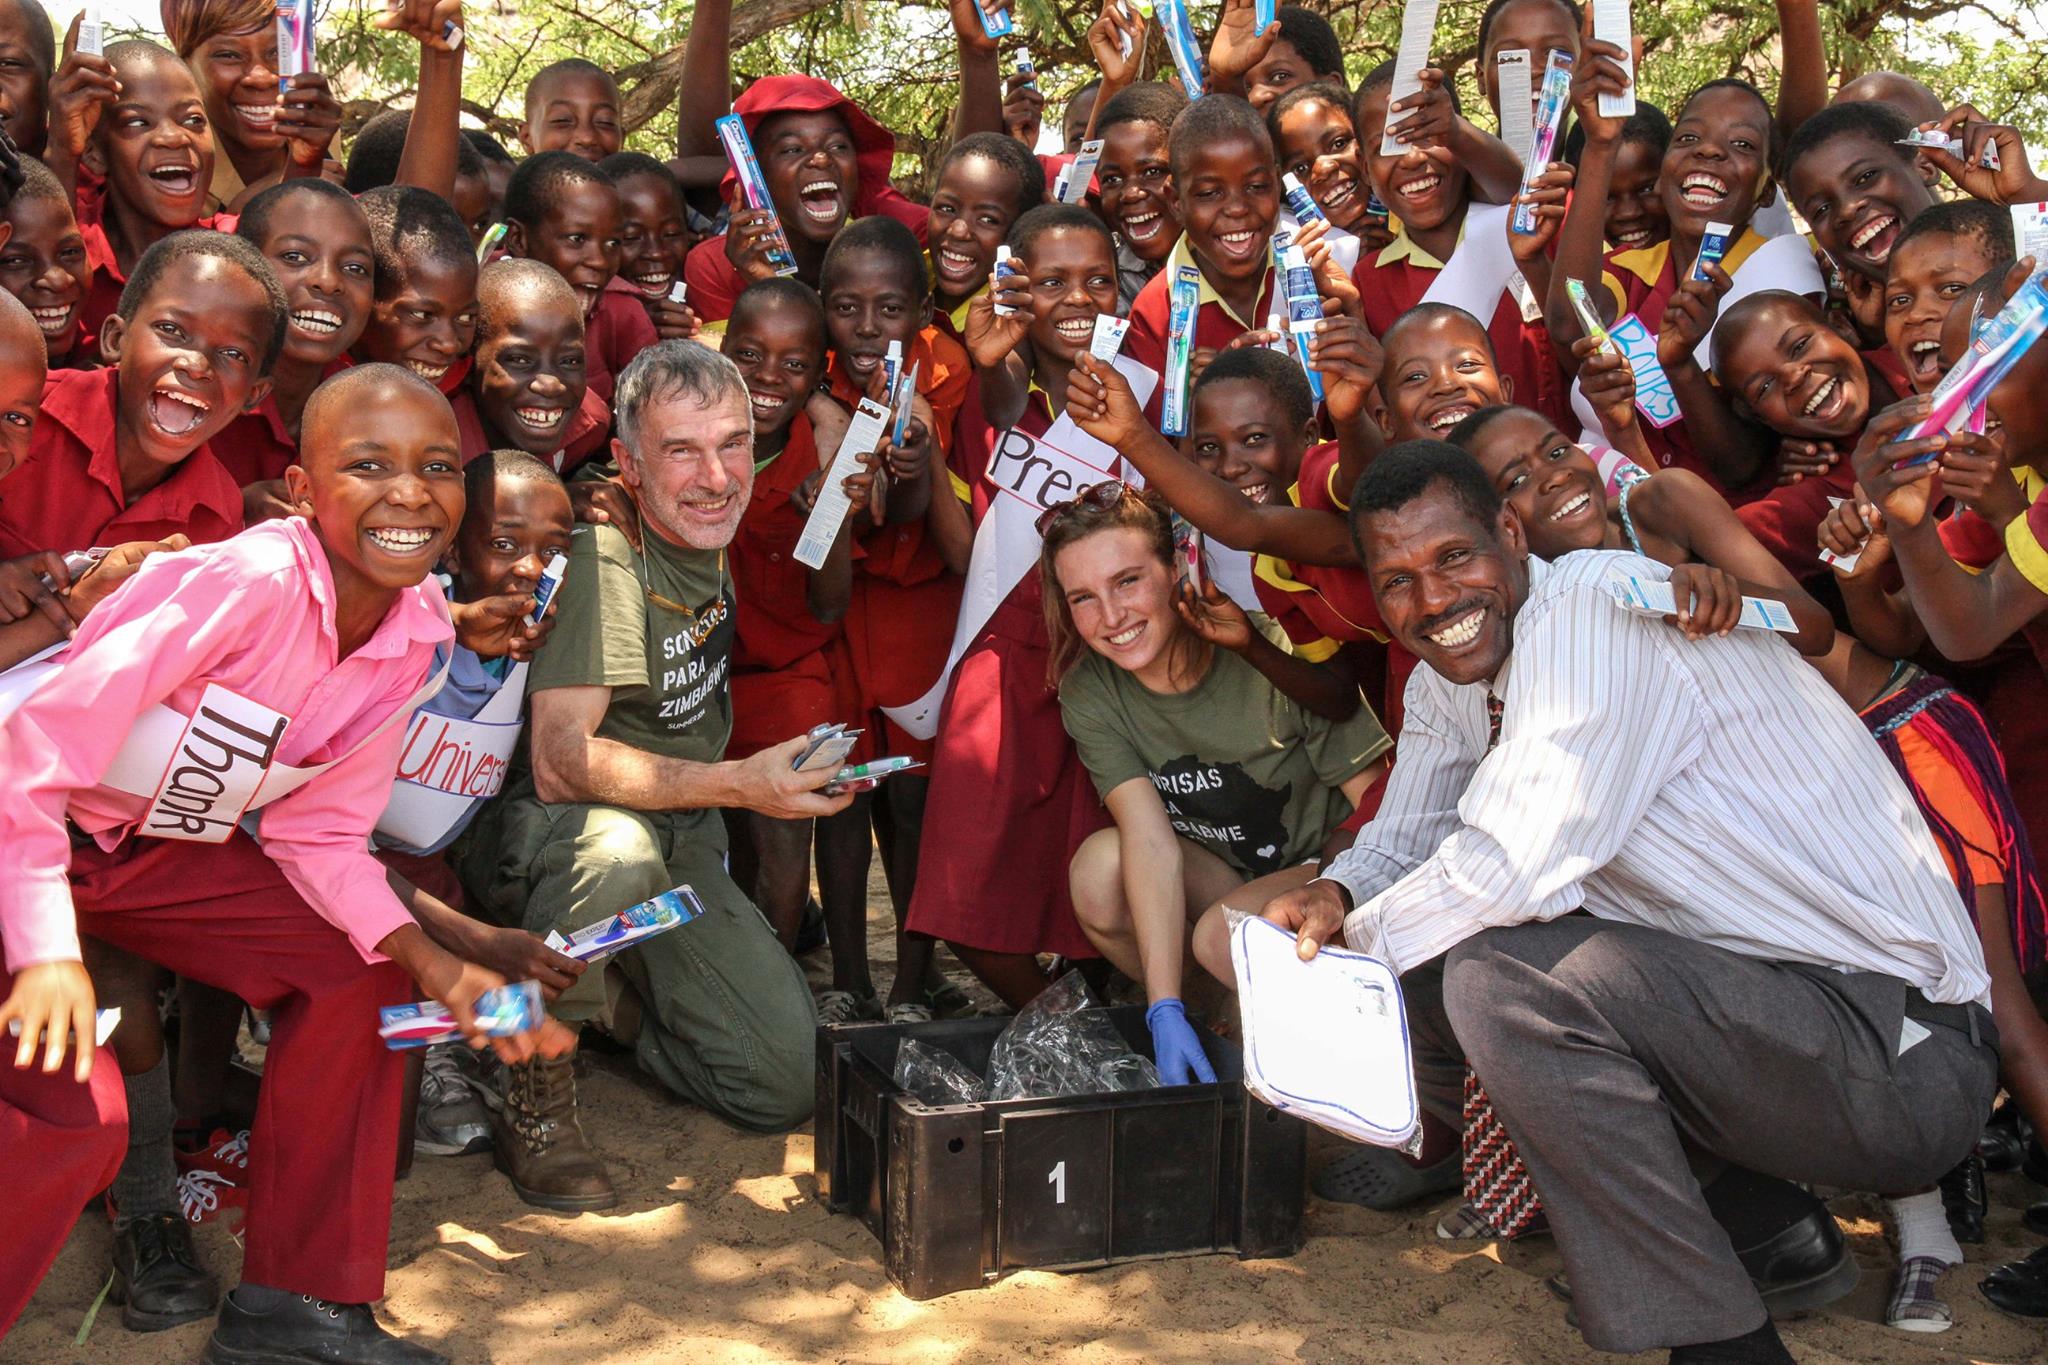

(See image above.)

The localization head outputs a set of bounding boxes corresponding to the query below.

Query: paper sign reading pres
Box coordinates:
[141,684,289,843]
[1605,314,1681,429]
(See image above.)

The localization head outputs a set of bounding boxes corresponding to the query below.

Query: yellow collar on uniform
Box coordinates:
[1165,233,1268,331]
[1609,225,1775,288]
[1374,214,1465,271]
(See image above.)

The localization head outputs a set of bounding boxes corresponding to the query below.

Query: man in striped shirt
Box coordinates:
[1264,442,1996,1365]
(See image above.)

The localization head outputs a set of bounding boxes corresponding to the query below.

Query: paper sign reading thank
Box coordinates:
[795,397,890,569]
[141,684,290,843]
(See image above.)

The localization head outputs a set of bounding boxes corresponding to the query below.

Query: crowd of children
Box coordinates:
[3,0,2048,1356]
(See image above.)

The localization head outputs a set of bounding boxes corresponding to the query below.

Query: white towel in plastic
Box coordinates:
[1230,914,1420,1148]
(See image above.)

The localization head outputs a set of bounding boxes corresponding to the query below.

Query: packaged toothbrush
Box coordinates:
[1510,50,1573,234]
[1565,278,1616,356]
[275,0,313,79]
[715,114,800,277]
[1157,0,1205,98]
[1591,0,1635,117]
[544,886,705,964]
[379,981,543,1050]
[1495,49,1533,166]
[1891,270,2048,467]
[1162,264,1201,437]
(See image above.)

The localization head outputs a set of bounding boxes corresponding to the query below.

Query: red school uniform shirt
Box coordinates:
[446,386,611,475]
[1125,234,1281,425]
[730,412,846,672]
[74,186,228,347]
[0,367,243,557]
[1249,439,1415,732]
[210,357,353,487]
[1351,218,1570,434]
[1599,227,1777,498]
[586,277,660,406]
[825,324,972,584]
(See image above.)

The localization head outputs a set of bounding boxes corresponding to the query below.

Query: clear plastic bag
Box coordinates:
[894,1037,988,1106]
[986,970,1160,1100]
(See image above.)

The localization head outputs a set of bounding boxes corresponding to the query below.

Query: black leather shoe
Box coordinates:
[1940,1152,1988,1244]
[2024,1200,2048,1238]
[1551,1205,1857,1323]
[1979,1111,2025,1173]
[204,1291,449,1364]
[111,1212,219,1330]
[1981,1245,2048,1319]
[1735,1204,1860,1311]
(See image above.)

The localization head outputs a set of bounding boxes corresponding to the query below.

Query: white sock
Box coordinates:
[1888,1191,1962,1267]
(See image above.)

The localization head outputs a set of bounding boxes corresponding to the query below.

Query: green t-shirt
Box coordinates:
[528,522,736,763]
[1057,638,1392,878]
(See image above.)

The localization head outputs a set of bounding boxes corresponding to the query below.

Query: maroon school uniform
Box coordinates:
[1351,221,1571,434]
[903,378,1107,958]
[1735,458,1858,580]
[211,357,353,486]
[0,367,242,557]
[74,186,228,346]
[586,276,659,404]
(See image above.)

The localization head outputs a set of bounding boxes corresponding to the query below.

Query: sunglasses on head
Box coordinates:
[1034,479,1133,537]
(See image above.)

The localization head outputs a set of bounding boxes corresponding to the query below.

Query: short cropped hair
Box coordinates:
[820,214,926,297]
[1,0,54,76]
[1476,0,1583,58]
[234,177,365,251]
[476,257,579,341]
[613,340,752,455]
[1195,346,1315,433]
[1096,81,1188,139]
[523,58,618,119]
[729,276,827,338]
[1358,58,1462,116]
[464,446,564,512]
[11,154,66,209]
[1268,79,1353,146]
[1275,5,1345,80]
[463,128,514,165]
[1349,440,1503,553]
[1894,198,2016,262]
[1782,100,1914,181]
[1168,95,1272,180]
[598,150,680,191]
[358,185,474,295]
[117,229,288,373]
[937,130,1047,220]
[1008,201,1115,258]
[503,150,611,229]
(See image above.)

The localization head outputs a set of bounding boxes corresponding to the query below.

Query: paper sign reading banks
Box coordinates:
[1605,314,1682,428]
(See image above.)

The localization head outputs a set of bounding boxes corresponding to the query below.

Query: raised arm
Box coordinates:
[1542,15,1631,369]
[948,0,1006,141]
[674,0,733,163]
[1772,0,1827,142]
[385,0,466,199]
[1176,580,1361,721]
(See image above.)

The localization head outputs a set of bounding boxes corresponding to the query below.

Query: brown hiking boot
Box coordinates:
[492,1054,618,1212]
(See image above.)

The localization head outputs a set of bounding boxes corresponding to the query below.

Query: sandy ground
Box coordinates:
[9,883,2048,1365]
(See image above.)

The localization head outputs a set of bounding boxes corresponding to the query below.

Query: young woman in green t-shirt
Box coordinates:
[1041,485,1390,1083]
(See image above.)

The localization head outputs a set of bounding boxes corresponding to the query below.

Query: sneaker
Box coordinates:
[492,1054,617,1212]
[204,1289,447,1364]
[884,1002,934,1025]
[816,990,881,1026]
[415,1045,492,1157]
[176,1127,251,1182]
[177,1170,248,1226]
[111,1211,219,1330]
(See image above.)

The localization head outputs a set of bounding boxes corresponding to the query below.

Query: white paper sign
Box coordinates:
[1592,0,1636,117]
[1381,0,1442,157]
[795,396,890,569]
[1496,49,1534,166]
[139,685,290,843]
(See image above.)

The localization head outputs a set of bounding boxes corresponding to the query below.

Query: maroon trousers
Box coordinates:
[71,833,411,1303]
[0,1050,125,1337]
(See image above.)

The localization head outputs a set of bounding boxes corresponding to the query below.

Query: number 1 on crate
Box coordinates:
[1048,1160,1067,1205]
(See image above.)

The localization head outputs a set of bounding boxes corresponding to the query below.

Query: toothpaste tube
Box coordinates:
[1817,497,1862,573]
[527,552,568,624]
[1511,50,1573,234]
[1891,269,2048,467]
[1057,139,1104,205]
[1605,568,1798,634]
[1162,264,1201,437]
[379,981,543,1050]
[1281,172,1325,227]
[2012,203,2048,271]
[1016,46,1034,80]
[7,1007,120,1047]
[1157,0,1205,98]
[78,4,103,55]
[1090,312,1129,362]
[668,279,688,305]
[1566,278,1616,356]
[992,243,1019,316]
[1280,242,1326,403]
[275,0,313,79]
[543,886,704,964]
[883,338,903,393]
[1898,129,2000,171]
[716,114,800,277]
[1691,221,1734,283]
[977,0,1013,38]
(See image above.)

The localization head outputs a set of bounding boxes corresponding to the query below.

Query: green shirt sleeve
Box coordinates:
[1058,657,1153,800]
[526,524,648,694]
[1300,695,1395,791]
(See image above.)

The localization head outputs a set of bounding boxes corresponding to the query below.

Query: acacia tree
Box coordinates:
[316,0,2048,192]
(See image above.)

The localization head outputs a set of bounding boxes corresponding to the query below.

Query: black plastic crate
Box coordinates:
[814,1005,1306,1299]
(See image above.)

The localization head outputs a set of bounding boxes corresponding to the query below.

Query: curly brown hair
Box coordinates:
[1039,482,1194,685]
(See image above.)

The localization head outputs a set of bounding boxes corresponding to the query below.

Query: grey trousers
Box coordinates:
[1402,916,1999,1354]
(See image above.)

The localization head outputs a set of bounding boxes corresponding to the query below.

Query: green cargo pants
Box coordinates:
[464,795,815,1133]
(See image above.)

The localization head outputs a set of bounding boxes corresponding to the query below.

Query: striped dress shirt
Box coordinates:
[1326,550,1992,1008]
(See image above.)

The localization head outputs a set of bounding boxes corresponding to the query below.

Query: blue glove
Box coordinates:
[1146,998,1217,1085]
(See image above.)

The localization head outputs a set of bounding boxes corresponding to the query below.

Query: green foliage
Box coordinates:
[246,0,2048,177]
